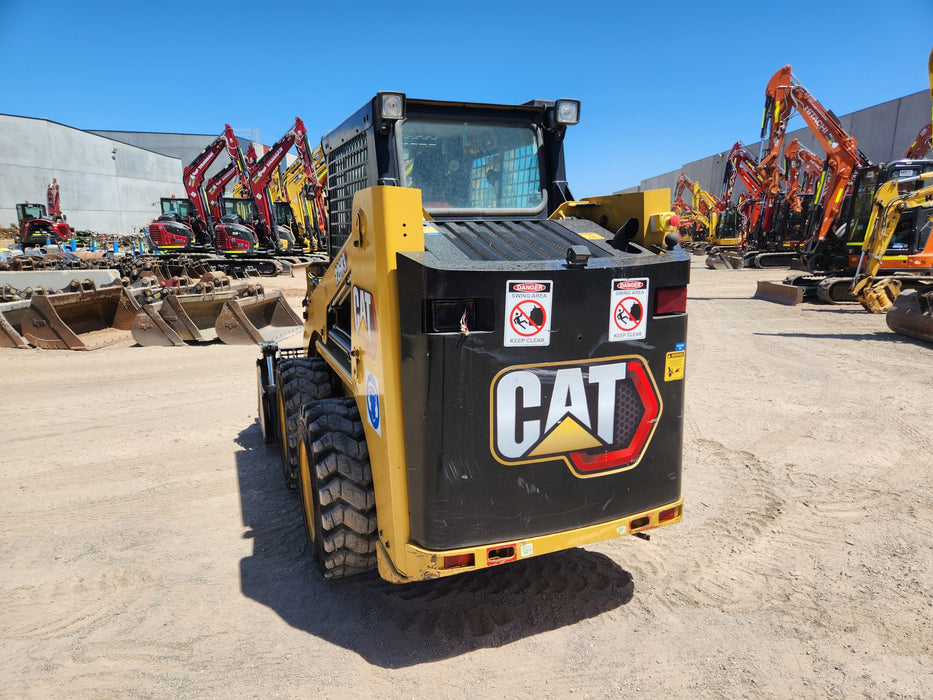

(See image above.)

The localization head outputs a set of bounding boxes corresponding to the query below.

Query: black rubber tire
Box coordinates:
[297,397,377,579]
[275,357,332,491]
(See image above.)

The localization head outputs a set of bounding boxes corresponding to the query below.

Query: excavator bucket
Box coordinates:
[754,280,804,305]
[886,289,933,343]
[705,249,744,269]
[131,291,238,346]
[21,285,140,350]
[857,278,902,314]
[214,290,302,345]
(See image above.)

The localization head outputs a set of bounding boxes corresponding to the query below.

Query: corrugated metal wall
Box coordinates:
[1,115,183,235]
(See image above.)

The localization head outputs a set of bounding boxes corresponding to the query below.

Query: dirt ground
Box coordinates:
[2,258,931,698]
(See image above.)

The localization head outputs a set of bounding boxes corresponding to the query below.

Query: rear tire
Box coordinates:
[297,397,377,579]
[275,357,332,491]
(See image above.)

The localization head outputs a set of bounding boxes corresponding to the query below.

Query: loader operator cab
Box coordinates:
[321,92,580,258]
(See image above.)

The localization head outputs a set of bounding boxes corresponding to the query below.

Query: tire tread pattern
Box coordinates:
[299,397,377,579]
[276,357,331,490]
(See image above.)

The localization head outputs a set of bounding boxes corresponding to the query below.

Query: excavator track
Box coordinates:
[815,277,858,304]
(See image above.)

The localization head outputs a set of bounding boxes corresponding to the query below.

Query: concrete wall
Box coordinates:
[634,90,931,200]
[1,115,183,234]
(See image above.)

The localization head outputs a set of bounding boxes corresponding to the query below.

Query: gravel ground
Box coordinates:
[2,257,931,698]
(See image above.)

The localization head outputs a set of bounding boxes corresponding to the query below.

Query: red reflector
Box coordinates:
[659,506,680,522]
[655,286,687,314]
[442,553,475,569]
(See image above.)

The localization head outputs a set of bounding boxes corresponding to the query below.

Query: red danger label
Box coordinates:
[504,280,552,347]
[615,280,646,290]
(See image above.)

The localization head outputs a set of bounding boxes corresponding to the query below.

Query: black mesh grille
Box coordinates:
[613,381,645,446]
[430,219,612,262]
[326,133,368,258]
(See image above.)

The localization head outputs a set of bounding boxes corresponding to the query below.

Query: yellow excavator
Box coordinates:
[852,174,933,344]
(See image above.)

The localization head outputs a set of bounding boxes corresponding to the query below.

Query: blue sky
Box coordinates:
[1,1,931,197]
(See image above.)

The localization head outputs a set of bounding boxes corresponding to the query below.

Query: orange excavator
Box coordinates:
[752,65,874,303]
[756,57,933,306]
[759,65,871,272]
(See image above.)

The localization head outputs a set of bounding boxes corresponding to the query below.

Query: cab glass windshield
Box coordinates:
[399,120,543,212]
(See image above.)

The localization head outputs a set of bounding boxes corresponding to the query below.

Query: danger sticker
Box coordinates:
[609,278,649,341]
[504,280,553,347]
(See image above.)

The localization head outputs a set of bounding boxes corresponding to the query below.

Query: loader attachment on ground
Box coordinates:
[131,290,239,346]
[214,290,302,345]
[0,300,31,348]
[21,285,140,350]
[886,288,933,343]
[754,280,804,305]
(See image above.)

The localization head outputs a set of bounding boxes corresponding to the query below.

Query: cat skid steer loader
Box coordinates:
[257,93,690,583]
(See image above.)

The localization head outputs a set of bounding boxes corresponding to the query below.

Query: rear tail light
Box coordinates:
[442,553,475,569]
[655,286,687,315]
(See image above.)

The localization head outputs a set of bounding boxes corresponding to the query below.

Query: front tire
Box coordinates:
[275,357,331,490]
[297,397,377,579]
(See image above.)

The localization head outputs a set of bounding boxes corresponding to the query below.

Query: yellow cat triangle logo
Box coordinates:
[528,416,603,457]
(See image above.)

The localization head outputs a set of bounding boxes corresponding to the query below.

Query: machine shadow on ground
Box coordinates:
[234,423,635,668]
[754,330,913,343]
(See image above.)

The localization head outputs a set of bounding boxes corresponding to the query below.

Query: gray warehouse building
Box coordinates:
[1,115,186,235]
[0,118,255,236]
[635,90,930,198]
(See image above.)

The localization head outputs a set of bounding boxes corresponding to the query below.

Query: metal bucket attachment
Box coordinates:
[754,280,804,306]
[855,278,902,313]
[0,300,31,349]
[705,251,733,269]
[886,289,933,343]
[131,290,241,346]
[21,286,140,350]
[214,290,302,345]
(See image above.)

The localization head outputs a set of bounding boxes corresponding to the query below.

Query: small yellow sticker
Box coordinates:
[664,350,685,381]
[423,225,438,233]
[579,232,604,240]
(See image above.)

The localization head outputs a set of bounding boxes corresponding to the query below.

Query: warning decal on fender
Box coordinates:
[609,278,649,342]
[504,280,553,347]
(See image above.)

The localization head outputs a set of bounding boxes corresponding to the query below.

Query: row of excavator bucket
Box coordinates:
[0,272,302,350]
[132,287,301,346]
